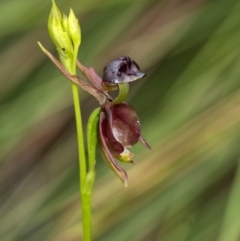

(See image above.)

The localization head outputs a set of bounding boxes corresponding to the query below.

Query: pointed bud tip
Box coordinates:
[52,0,57,9]
[67,7,81,47]
[50,0,62,19]
[69,8,74,16]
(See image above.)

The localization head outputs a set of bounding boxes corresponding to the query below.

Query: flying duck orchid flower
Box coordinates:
[98,102,150,187]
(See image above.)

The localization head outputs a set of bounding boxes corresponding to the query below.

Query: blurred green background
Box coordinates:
[1,0,240,240]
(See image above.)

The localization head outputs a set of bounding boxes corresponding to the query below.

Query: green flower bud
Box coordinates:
[68,8,81,47]
[48,0,73,69]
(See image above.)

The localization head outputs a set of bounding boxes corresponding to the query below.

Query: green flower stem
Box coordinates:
[81,193,92,240]
[72,83,91,241]
[70,48,92,241]
[72,83,92,241]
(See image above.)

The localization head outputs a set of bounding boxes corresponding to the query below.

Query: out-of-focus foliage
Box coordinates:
[1,0,240,240]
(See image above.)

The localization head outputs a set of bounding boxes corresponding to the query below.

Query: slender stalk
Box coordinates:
[71,45,92,240]
[71,84,87,184]
[81,192,92,241]
[71,83,91,241]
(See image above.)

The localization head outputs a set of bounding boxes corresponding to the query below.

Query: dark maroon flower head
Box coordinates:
[99,103,150,186]
[102,56,146,85]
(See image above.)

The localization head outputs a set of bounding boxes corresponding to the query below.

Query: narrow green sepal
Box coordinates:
[84,168,96,195]
[87,107,101,170]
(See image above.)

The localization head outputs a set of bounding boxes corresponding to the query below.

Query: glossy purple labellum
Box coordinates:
[98,102,151,186]
[102,103,141,154]
[102,56,146,84]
